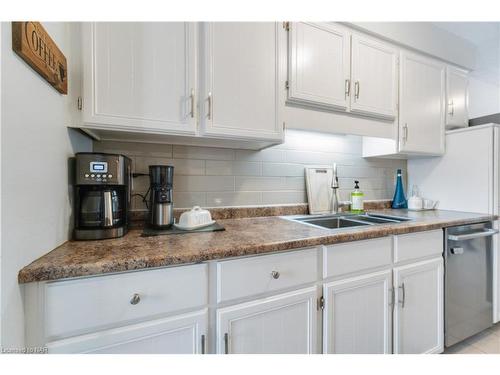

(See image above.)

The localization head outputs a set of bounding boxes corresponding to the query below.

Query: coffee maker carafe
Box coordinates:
[74,153,131,240]
[149,165,174,228]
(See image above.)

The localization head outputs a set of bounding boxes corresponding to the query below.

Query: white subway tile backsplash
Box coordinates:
[235,177,287,191]
[135,157,205,175]
[95,130,406,208]
[173,145,235,161]
[206,192,262,207]
[94,141,173,158]
[173,192,207,208]
[262,163,304,177]
[175,176,235,192]
[235,176,305,192]
[261,191,307,205]
[206,160,261,176]
[235,148,286,162]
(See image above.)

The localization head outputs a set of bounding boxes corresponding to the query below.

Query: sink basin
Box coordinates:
[299,217,371,229]
[284,213,412,230]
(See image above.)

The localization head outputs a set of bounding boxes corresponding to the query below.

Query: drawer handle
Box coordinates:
[130,293,141,305]
[271,271,280,279]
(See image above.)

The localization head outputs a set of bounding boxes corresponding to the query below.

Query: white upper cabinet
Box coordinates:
[287,22,350,110]
[82,22,197,135]
[446,66,469,129]
[200,22,284,142]
[350,35,398,119]
[398,51,446,155]
[286,23,397,121]
[393,258,444,354]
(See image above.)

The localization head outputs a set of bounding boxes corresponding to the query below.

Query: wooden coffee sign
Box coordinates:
[12,22,68,94]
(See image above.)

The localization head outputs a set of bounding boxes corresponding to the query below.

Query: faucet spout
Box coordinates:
[331,163,340,214]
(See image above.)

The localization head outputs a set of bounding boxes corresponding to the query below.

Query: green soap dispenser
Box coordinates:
[351,180,364,213]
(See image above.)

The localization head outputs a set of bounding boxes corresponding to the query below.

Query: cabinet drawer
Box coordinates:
[217,248,318,303]
[323,237,392,278]
[394,230,443,263]
[45,264,207,339]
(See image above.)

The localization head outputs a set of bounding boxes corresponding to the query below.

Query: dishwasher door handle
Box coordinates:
[448,229,499,241]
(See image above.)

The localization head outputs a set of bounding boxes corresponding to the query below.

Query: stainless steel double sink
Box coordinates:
[283,213,412,230]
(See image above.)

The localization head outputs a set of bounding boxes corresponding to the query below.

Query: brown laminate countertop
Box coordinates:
[18,209,497,283]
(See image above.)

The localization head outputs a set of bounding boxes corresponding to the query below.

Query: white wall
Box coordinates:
[0,22,92,348]
[468,78,500,118]
[348,22,477,70]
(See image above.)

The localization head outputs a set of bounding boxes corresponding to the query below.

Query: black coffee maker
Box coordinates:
[148,165,174,228]
[74,153,131,240]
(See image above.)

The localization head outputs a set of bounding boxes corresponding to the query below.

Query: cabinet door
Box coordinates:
[350,35,398,119]
[216,287,318,354]
[82,22,197,134]
[47,310,208,354]
[446,66,469,129]
[323,270,392,354]
[399,51,446,155]
[288,22,350,110]
[200,22,284,141]
[393,258,444,354]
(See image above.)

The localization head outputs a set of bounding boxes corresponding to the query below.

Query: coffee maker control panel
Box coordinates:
[75,153,131,186]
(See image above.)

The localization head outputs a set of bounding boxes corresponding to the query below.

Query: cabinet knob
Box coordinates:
[130,293,141,305]
[271,271,280,279]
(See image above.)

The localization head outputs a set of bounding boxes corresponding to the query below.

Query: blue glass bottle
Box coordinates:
[392,169,408,209]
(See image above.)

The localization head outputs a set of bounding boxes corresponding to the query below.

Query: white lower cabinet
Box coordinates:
[323,270,392,354]
[393,258,444,354]
[47,309,208,354]
[216,287,318,354]
[25,233,445,354]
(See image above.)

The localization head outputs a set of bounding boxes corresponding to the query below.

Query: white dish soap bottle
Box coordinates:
[351,180,364,213]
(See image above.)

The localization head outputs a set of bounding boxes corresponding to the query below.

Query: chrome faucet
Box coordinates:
[331,163,340,214]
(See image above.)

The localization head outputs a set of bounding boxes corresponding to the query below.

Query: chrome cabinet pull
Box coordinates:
[354,81,360,99]
[207,92,213,120]
[399,283,406,308]
[448,99,454,116]
[224,333,229,354]
[450,247,464,255]
[402,123,409,144]
[201,334,206,354]
[130,293,141,305]
[345,79,351,98]
[271,270,280,279]
[190,89,195,118]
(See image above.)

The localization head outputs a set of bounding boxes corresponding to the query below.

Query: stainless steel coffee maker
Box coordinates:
[148,165,174,228]
[74,153,131,240]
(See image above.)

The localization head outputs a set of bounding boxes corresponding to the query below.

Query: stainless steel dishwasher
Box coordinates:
[444,222,498,347]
